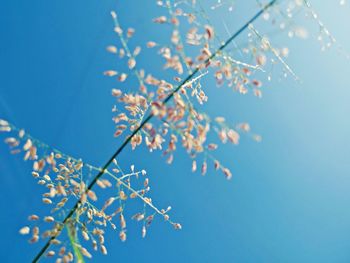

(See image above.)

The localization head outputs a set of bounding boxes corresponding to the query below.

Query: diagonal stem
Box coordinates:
[32,1,276,261]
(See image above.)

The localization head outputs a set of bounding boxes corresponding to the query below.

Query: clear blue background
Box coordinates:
[1,0,350,262]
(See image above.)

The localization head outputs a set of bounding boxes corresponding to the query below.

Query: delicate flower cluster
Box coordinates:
[0,120,179,261]
[106,2,273,181]
[104,0,342,212]
[0,0,344,262]
[103,0,344,197]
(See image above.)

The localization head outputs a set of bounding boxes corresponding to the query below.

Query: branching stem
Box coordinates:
[32,1,277,261]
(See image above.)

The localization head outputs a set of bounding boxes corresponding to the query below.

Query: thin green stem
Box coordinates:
[32,1,277,261]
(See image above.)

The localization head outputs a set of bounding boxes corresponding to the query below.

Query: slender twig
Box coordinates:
[32,1,277,261]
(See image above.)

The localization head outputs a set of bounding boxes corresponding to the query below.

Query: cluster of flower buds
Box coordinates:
[0,120,180,261]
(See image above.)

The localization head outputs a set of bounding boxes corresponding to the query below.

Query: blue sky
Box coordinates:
[1,0,350,262]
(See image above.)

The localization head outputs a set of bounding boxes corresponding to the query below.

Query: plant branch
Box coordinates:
[32,1,277,261]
